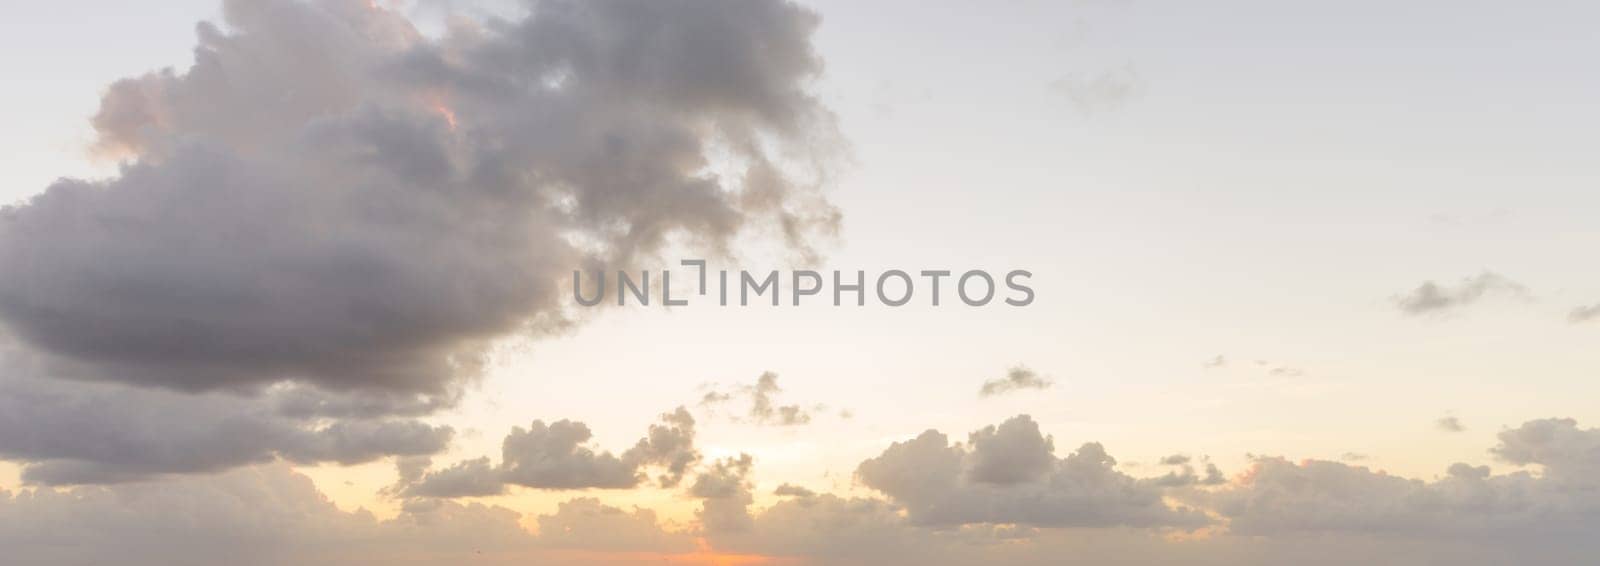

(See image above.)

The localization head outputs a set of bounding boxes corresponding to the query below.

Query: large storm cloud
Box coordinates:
[0,0,838,397]
[0,0,837,484]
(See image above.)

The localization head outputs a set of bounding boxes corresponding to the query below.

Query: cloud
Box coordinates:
[1436,416,1466,432]
[0,0,838,399]
[405,407,700,495]
[1569,304,1600,323]
[699,371,817,426]
[498,420,641,490]
[1150,454,1226,487]
[624,406,701,487]
[7,414,1600,565]
[0,0,834,485]
[1489,417,1600,480]
[534,497,695,553]
[978,366,1054,397]
[854,415,1207,528]
[692,453,757,533]
[1393,272,1529,316]
[773,483,817,498]
[0,463,536,566]
[1202,355,1227,369]
[1050,64,1144,115]
[1194,418,1600,548]
[405,456,505,498]
[0,340,450,486]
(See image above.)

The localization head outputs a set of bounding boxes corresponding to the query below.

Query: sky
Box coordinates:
[2,1,1600,564]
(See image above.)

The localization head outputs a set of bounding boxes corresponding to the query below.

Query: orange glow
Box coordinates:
[426,97,458,131]
[544,546,786,566]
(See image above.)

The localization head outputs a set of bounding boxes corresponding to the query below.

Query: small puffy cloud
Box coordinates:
[1394,272,1529,316]
[1202,355,1227,369]
[1050,64,1144,115]
[500,420,640,490]
[855,415,1207,528]
[1436,416,1466,433]
[624,406,701,488]
[1568,304,1600,323]
[1489,417,1600,480]
[978,366,1053,398]
[1265,366,1304,377]
[699,372,817,426]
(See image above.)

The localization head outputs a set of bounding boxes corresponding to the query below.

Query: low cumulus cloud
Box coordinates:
[1393,271,1529,316]
[1195,417,1600,550]
[535,497,695,553]
[855,415,1207,528]
[8,414,1600,564]
[978,366,1054,398]
[403,407,699,496]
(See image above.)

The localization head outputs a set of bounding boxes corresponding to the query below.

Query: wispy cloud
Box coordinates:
[979,366,1054,398]
[1394,272,1530,316]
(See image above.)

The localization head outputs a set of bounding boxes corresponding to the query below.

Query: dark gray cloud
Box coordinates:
[978,366,1053,398]
[0,340,450,486]
[855,415,1207,528]
[0,0,834,487]
[1394,272,1529,316]
[0,0,837,398]
[405,407,699,495]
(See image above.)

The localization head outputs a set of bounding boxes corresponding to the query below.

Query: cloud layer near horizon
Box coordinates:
[5,413,1600,565]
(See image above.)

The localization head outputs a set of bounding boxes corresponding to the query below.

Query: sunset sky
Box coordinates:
[3,1,1600,564]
